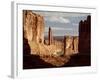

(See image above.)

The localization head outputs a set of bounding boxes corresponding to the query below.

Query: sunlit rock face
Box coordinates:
[64,36,79,56]
[73,37,79,54]
[23,10,44,43]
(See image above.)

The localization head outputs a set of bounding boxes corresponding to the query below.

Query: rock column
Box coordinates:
[48,27,53,45]
[64,36,67,55]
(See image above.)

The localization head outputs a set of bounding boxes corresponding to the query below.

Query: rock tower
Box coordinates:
[48,27,53,45]
[78,15,91,53]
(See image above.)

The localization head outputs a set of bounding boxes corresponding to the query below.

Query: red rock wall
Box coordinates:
[78,15,91,53]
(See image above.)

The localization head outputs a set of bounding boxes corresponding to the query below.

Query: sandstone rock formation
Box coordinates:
[23,10,44,44]
[48,27,53,45]
[73,36,79,54]
[23,10,79,67]
[78,15,91,53]
[64,36,79,56]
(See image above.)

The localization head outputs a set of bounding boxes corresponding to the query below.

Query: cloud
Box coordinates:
[44,27,73,33]
[72,23,79,26]
[45,16,70,23]
[32,11,88,36]
[32,11,90,17]
[52,27,72,30]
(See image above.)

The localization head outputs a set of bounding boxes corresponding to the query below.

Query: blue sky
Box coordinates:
[32,11,90,36]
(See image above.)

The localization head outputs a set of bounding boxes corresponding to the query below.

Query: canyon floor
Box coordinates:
[23,36,91,69]
[23,53,91,69]
[28,40,71,66]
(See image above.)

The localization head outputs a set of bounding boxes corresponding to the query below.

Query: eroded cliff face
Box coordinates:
[64,36,79,56]
[23,10,44,43]
[78,15,91,53]
[73,37,79,54]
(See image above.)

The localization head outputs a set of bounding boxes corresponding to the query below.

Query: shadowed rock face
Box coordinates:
[23,36,31,55]
[23,10,44,43]
[78,15,91,53]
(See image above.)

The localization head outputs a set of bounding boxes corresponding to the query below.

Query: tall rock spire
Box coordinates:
[48,27,53,45]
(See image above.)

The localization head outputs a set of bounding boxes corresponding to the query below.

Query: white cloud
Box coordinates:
[44,27,73,33]
[52,27,72,30]
[72,23,79,26]
[32,11,90,17]
[45,16,70,23]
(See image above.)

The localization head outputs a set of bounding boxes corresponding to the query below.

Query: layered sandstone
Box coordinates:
[23,10,44,43]
[73,36,79,54]
[64,36,79,56]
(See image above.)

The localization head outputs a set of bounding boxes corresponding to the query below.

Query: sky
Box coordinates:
[32,11,90,36]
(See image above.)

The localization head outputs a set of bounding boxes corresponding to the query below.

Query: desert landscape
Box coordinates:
[23,10,91,69]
